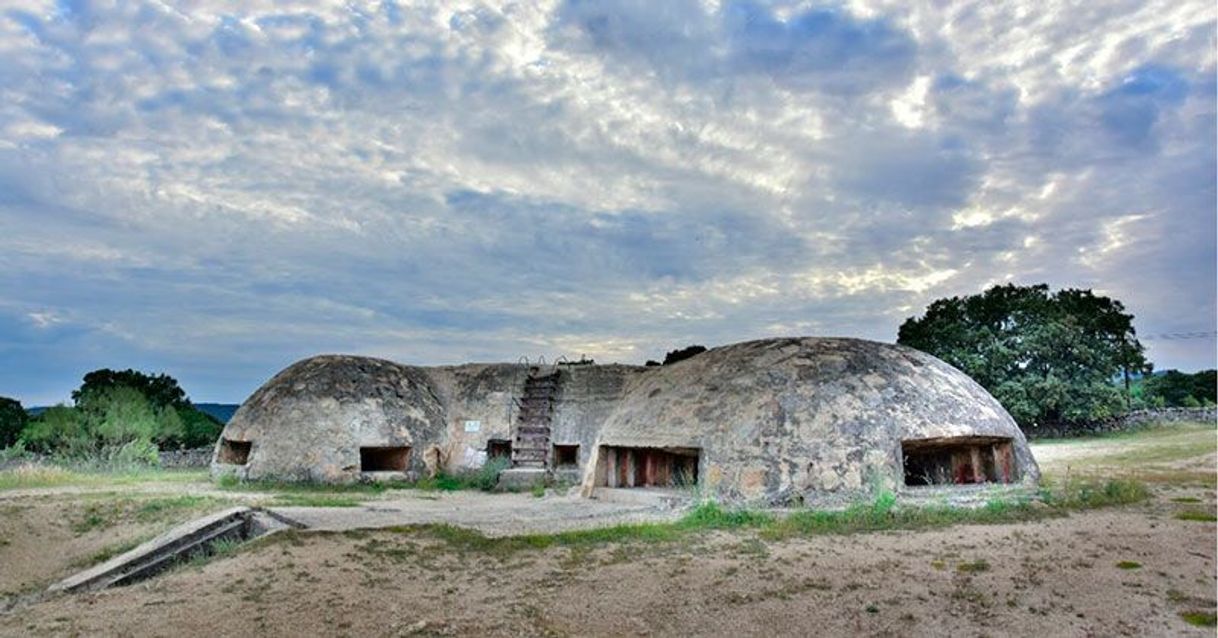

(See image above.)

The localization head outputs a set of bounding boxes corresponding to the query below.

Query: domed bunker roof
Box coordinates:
[584,337,1038,502]
[212,355,447,482]
[214,337,1038,501]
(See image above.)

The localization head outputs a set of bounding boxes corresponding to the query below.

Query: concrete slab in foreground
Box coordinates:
[269,489,688,537]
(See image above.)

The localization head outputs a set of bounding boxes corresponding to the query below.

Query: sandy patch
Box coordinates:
[1,498,1214,637]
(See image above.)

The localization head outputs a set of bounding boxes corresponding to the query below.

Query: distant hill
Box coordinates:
[193,403,239,423]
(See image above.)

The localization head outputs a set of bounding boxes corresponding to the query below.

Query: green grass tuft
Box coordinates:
[1116,561,1141,570]
[1179,611,1217,627]
[957,559,991,573]
[270,494,364,508]
[1174,509,1217,522]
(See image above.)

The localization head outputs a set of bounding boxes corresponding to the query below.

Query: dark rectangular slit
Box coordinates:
[487,439,512,461]
[360,446,411,472]
[901,436,1015,486]
[217,439,251,465]
[553,444,579,467]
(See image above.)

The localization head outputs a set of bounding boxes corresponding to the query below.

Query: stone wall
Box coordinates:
[158,447,213,468]
[1028,407,1216,438]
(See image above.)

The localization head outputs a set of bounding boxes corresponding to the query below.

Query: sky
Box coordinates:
[0,0,1215,405]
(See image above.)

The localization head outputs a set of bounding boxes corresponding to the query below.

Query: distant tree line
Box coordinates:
[0,369,223,466]
[1134,369,1216,408]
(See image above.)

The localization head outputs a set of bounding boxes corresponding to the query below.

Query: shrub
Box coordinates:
[0,397,27,448]
[178,407,224,448]
[20,389,167,467]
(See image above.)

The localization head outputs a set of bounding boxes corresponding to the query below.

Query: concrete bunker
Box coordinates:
[212,338,1040,502]
[216,438,251,465]
[596,446,700,488]
[901,436,1016,486]
[359,446,411,473]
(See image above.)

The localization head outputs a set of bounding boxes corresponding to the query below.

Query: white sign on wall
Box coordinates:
[463,420,481,433]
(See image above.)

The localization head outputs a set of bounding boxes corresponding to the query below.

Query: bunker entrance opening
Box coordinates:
[217,439,251,465]
[487,439,512,461]
[553,444,579,467]
[360,446,411,473]
[596,446,699,488]
[902,436,1015,486]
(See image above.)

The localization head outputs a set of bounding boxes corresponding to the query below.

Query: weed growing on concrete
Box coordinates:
[1173,510,1216,522]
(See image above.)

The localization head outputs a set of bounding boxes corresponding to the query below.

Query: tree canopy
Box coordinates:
[71,368,190,409]
[0,397,26,448]
[897,284,1149,431]
[9,368,224,458]
[1140,369,1216,408]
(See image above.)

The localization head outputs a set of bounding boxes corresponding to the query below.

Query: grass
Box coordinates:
[1031,420,1215,445]
[1174,509,1217,522]
[217,476,394,494]
[1116,561,1141,570]
[1039,477,1150,508]
[1033,421,1216,485]
[218,459,511,496]
[0,463,207,491]
[332,478,1149,558]
[269,494,364,508]
[956,559,991,573]
[71,495,223,534]
[73,536,149,567]
[1179,611,1217,627]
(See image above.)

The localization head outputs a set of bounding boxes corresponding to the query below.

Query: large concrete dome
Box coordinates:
[212,337,1038,503]
[212,355,447,482]
[582,337,1038,502]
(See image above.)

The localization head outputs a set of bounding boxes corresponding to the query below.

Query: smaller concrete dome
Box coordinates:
[212,355,446,482]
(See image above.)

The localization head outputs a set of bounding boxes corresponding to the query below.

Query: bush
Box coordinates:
[19,388,172,467]
[21,405,91,457]
[0,397,28,448]
[178,407,224,448]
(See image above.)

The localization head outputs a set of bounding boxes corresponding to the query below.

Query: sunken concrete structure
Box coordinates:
[212,337,1039,503]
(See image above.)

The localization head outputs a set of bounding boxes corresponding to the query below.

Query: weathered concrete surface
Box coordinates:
[496,467,547,490]
[270,491,684,537]
[584,338,1039,504]
[213,337,1038,503]
[49,507,254,593]
[213,356,448,482]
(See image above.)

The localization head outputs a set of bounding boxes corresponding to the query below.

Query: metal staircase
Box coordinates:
[511,367,560,468]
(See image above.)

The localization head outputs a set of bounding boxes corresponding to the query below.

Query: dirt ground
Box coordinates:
[0,424,1214,637]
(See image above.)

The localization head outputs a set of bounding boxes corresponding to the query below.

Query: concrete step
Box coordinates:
[49,507,299,593]
[498,468,547,488]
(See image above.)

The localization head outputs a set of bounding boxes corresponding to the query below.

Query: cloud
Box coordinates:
[0,0,1213,404]
[552,0,917,94]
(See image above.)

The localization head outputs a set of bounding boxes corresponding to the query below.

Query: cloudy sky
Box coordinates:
[1,0,1214,404]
